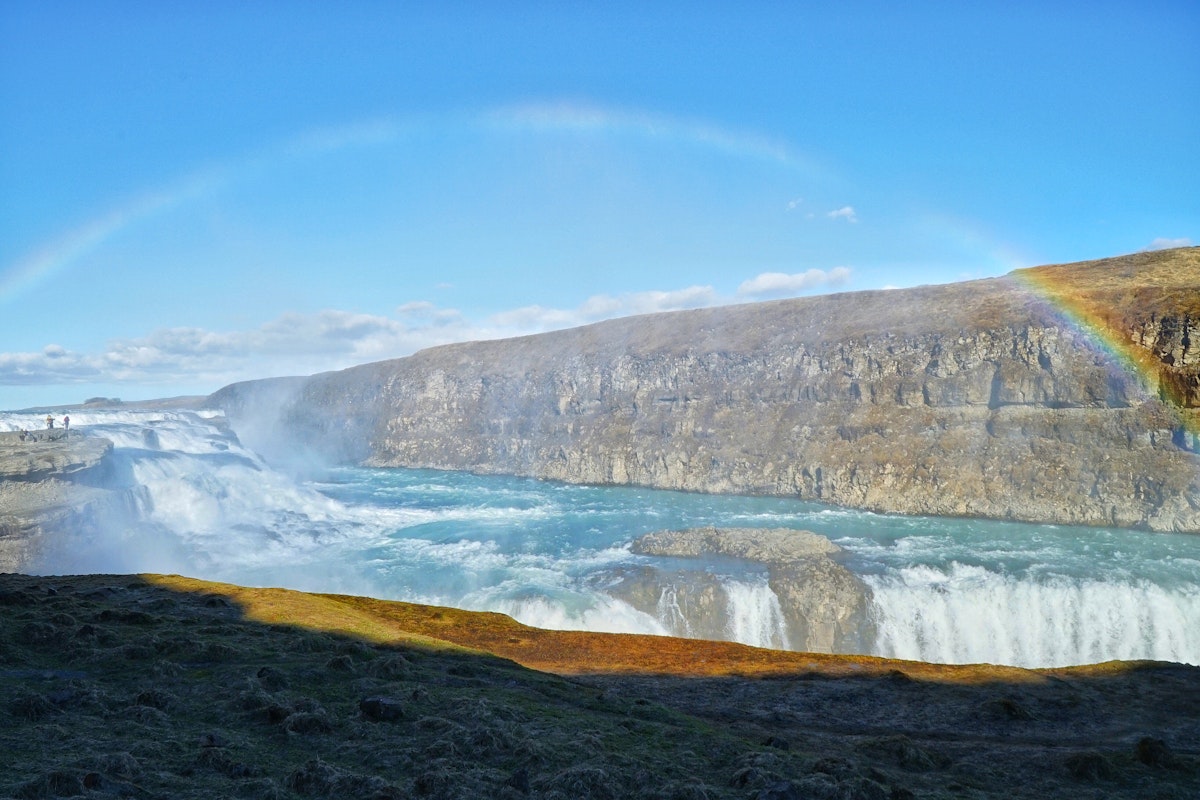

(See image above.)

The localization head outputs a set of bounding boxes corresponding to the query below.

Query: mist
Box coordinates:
[6,406,1199,669]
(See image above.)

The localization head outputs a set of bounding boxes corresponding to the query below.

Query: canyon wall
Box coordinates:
[211,248,1200,532]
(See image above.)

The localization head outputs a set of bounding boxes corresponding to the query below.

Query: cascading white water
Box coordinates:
[656,585,693,637]
[2,408,360,577]
[865,563,1200,668]
[723,579,790,650]
[482,593,670,636]
[5,407,1199,667]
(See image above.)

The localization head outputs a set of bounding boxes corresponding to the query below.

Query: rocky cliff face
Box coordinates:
[0,433,143,572]
[212,248,1200,532]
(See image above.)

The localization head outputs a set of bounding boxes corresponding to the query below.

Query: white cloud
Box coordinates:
[618,286,719,315]
[1,272,856,399]
[736,267,852,298]
[488,285,718,331]
[827,206,858,222]
[0,348,102,385]
[487,304,582,331]
[0,308,485,392]
[1143,237,1193,251]
[397,301,464,328]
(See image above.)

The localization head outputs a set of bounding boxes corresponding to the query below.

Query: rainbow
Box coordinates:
[0,118,411,308]
[1,104,827,309]
[484,101,826,176]
[915,211,1034,276]
[0,168,228,306]
[1013,257,1200,440]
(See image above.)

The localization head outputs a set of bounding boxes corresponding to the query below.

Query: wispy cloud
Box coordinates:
[0,310,478,390]
[0,273,849,395]
[486,101,814,171]
[827,206,858,223]
[736,267,852,299]
[3,101,829,310]
[1142,237,1193,251]
[488,286,718,331]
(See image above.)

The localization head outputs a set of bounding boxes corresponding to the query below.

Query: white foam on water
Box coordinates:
[865,562,1200,668]
[11,406,1200,669]
[480,593,669,636]
[723,578,790,650]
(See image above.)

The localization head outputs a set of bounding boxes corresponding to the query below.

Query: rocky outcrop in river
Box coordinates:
[600,527,872,653]
[210,247,1200,531]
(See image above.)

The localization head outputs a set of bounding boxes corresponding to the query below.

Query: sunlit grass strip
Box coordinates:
[144,573,1102,686]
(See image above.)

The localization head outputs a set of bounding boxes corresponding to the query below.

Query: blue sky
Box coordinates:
[1,1,1196,409]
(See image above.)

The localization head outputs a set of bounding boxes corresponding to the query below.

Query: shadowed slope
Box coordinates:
[3,573,1197,799]
[149,575,1029,683]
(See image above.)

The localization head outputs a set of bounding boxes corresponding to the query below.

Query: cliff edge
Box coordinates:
[0,432,139,571]
[210,247,1200,532]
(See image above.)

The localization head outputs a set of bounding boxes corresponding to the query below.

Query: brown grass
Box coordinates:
[145,574,1049,685]
[3,572,1197,799]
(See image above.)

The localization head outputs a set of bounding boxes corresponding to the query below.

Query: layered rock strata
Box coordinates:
[211,248,1200,531]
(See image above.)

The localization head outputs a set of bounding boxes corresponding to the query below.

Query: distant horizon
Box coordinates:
[3,3,1196,410]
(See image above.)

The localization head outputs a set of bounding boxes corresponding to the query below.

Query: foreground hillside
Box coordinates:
[1,573,1196,799]
[211,248,1200,532]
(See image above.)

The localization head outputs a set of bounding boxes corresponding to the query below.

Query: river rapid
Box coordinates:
[4,407,1199,668]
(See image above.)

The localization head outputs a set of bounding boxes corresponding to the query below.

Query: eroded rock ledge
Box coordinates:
[0,431,111,481]
[0,432,139,572]
[602,527,872,653]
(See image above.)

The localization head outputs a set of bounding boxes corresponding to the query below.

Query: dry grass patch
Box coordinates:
[2,573,1196,799]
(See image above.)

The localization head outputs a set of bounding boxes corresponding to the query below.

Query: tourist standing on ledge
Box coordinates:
[63,415,70,438]
[45,414,53,430]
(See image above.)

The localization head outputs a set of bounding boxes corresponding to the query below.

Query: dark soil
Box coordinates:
[1,573,1196,799]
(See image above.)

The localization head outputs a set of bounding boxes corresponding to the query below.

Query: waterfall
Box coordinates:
[865,564,1200,668]
[724,579,790,651]
[656,585,694,637]
[6,407,1199,668]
